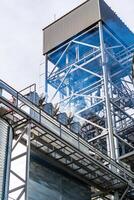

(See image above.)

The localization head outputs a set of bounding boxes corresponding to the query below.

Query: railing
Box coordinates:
[116,44,134,65]
[0,79,134,188]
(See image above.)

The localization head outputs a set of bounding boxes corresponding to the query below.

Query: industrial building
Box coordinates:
[0,0,134,199]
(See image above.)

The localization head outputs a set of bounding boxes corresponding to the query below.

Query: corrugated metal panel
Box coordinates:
[0,119,12,200]
[43,0,100,54]
[43,0,134,54]
[99,0,134,46]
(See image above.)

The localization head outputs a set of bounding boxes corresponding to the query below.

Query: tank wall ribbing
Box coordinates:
[0,118,13,200]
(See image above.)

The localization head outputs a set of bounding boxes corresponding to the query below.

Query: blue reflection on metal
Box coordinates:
[45,0,134,138]
[100,0,134,47]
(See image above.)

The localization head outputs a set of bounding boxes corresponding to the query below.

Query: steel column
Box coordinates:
[109,77,119,162]
[25,123,31,200]
[99,21,116,160]
[99,21,120,200]
[44,54,48,99]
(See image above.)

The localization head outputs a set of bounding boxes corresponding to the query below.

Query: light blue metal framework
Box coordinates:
[43,1,134,198]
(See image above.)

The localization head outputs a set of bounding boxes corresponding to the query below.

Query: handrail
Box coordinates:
[0,79,134,187]
[116,44,134,57]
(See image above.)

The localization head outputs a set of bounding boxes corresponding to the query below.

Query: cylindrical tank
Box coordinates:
[70,122,81,134]
[43,103,54,116]
[0,118,13,200]
[57,112,68,126]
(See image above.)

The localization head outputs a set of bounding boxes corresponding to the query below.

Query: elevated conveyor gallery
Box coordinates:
[0,80,134,199]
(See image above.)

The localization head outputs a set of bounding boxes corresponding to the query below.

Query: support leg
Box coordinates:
[25,123,31,200]
[99,21,116,161]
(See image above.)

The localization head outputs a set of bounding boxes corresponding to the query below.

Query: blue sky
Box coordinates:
[0,0,134,91]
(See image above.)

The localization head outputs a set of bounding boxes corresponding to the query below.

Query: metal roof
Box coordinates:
[43,0,134,54]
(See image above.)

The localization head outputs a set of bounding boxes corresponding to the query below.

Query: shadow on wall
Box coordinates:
[28,154,91,200]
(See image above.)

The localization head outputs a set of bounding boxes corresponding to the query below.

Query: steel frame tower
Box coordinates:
[43,1,134,159]
[42,0,134,198]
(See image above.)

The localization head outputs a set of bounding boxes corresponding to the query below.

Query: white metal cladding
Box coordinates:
[43,0,100,54]
[0,119,12,200]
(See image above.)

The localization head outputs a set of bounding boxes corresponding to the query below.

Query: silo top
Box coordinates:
[43,0,134,54]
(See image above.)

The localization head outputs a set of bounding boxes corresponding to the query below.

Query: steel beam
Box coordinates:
[99,21,116,161]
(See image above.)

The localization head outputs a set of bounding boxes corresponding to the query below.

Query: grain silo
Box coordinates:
[0,118,13,200]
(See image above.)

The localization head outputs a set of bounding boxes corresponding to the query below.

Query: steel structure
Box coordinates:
[0,77,133,199]
[42,0,134,199]
[0,0,134,199]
